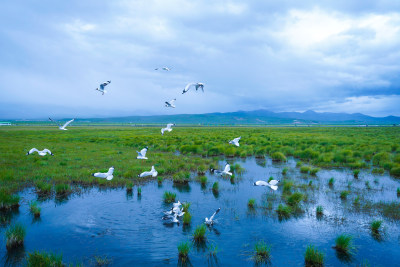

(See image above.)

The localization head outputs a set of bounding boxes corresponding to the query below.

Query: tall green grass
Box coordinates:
[193,224,207,243]
[26,251,63,267]
[304,245,324,266]
[5,222,26,250]
[254,240,271,263]
[163,191,176,203]
[334,234,355,254]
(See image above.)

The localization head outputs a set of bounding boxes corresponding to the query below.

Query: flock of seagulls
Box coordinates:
[29,67,279,230]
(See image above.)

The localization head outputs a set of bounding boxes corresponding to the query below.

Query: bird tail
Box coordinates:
[226,172,232,176]
[270,185,278,191]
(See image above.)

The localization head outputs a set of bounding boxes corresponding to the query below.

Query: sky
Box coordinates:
[1,0,400,119]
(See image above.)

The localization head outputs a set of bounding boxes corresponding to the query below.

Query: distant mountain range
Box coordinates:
[67,109,400,125]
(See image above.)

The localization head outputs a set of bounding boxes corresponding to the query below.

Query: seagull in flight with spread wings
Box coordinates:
[49,118,74,130]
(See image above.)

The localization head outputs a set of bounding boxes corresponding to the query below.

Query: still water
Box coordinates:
[1,157,399,266]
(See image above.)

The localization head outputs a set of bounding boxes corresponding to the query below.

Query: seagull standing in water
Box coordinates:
[95,81,111,95]
[182,82,204,94]
[161,123,175,135]
[26,148,53,156]
[205,208,221,225]
[211,163,232,176]
[49,118,74,130]
[254,180,280,191]
[92,167,114,181]
[138,166,158,177]
[137,147,148,159]
[229,137,241,147]
[165,99,176,108]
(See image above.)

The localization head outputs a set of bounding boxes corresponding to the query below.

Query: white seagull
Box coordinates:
[155,67,171,71]
[49,118,74,130]
[182,82,204,94]
[165,99,176,108]
[254,180,280,191]
[138,166,158,178]
[211,163,232,176]
[164,207,185,217]
[92,167,114,181]
[173,201,182,208]
[229,137,241,147]
[96,80,111,95]
[137,147,148,159]
[161,123,175,135]
[26,148,53,156]
[205,208,221,225]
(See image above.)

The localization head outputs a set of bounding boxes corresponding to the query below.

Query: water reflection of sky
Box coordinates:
[1,157,400,266]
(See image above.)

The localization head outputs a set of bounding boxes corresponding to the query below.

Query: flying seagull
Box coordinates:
[165,99,176,108]
[26,148,53,156]
[155,67,171,71]
[164,206,185,217]
[254,180,280,191]
[92,167,114,181]
[96,81,111,95]
[211,163,232,176]
[229,137,241,147]
[173,201,182,208]
[137,147,148,159]
[182,82,204,94]
[205,208,221,225]
[161,123,175,135]
[138,166,158,177]
[49,118,74,130]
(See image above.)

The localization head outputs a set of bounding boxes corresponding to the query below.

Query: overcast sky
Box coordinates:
[1,0,400,119]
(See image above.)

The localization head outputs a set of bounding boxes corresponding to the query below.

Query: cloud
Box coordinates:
[0,0,399,119]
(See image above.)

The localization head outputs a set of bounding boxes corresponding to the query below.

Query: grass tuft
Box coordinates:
[5,222,26,250]
[254,240,271,263]
[29,201,41,218]
[340,190,350,200]
[248,198,256,209]
[193,224,207,243]
[370,220,382,234]
[26,251,63,267]
[304,245,324,266]
[163,191,176,203]
[183,212,192,225]
[316,205,323,216]
[212,182,219,193]
[334,234,355,254]
[178,241,191,261]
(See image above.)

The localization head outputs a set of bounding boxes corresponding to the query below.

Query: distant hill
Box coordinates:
[68,109,400,125]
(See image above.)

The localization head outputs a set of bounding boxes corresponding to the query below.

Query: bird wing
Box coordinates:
[170,99,176,104]
[269,180,279,186]
[161,128,165,135]
[166,123,174,129]
[184,83,194,93]
[28,148,39,154]
[210,208,221,221]
[49,118,62,127]
[140,148,147,157]
[270,185,278,191]
[223,164,230,173]
[234,137,241,142]
[165,101,170,106]
[42,149,52,155]
[255,181,268,186]
[62,119,74,128]
[93,172,108,178]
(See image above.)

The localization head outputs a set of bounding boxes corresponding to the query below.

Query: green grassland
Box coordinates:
[1,126,399,196]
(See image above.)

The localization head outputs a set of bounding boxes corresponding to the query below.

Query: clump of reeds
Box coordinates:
[55,184,71,196]
[182,202,191,212]
[340,190,350,200]
[198,176,207,186]
[276,204,291,218]
[197,165,207,175]
[163,191,176,203]
[193,224,207,243]
[271,152,286,162]
[316,206,323,216]
[397,188,400,197]
[328,177,335,187]
[300,166,311,174]
[212,182,219,193]
[137,187,142,196]
[282,180,293,194]
[157,176,163,185]
[26,251,63,267]
[353,196,360,206]
[365,181,371,190]
[310,168,320,176]
[282,167,288,175]
[304,245,324,266]
[287,192,304,207]
[0,191,20,211]
[248,198,256,209]
[178,241,191,261]
[126,182,133,193]
[372,168,385,175]
[29,201,41,218]
[183,212,192,226]
[353,169,360,178]
[333,234,355,254]
[5,223,26,250]
[370,220,382,234]
[35,181,52,196]
[254,240,271,263]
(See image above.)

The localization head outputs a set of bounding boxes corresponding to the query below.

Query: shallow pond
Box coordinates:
[1,157,400,266]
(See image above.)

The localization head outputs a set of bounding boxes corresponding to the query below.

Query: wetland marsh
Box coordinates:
[1,126,399,266]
